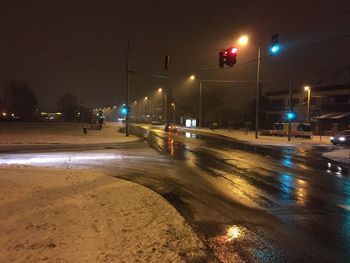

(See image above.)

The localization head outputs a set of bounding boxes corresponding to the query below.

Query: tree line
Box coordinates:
[0,81,91,122]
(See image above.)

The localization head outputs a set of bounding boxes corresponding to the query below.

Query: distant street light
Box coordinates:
[304,86,311,123]
[171,103,176,123]
[190,75,203,127]
[157,88,167,124]
[144,96,152,117]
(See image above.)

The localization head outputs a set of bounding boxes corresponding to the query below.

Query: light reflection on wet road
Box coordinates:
[142,127,350,263]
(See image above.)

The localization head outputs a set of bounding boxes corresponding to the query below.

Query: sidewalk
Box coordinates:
[181,127,332,147]
[0,122,206,262]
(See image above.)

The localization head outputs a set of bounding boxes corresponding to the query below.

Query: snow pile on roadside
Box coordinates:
[0,122,138,144]
[0,167,205,262]
[323,149,350,164]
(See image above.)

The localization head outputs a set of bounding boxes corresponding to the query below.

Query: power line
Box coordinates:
[136,32,350,78]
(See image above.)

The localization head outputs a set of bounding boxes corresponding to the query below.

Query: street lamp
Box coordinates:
[304,86,311,123]
[171,102,176,123]
[236,34,261,139]
[189,75,203,128]
[237,35,249,46]
[144,96,152,117]
[133,100,140,121]
[157,88,167,124]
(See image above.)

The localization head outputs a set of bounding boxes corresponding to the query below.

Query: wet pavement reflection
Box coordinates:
[136,127,350,262]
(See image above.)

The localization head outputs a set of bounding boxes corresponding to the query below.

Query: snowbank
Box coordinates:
[0,167,205,262]
[323,149,350,165]
[180,127,331,147]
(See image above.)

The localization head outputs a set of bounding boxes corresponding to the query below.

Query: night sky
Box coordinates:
[0,0,349,110]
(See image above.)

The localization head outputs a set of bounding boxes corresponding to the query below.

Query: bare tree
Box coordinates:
[1,81,38,120]
[57,93,79,122]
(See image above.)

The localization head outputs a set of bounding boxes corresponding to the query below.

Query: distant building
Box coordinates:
[265,83,350,133]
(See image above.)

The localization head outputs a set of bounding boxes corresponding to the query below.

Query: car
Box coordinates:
[164,123,178,132]
[330,130,350,145]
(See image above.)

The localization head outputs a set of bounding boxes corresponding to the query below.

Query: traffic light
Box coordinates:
[219,47,238,68]
[270,33,280,54]
[121,105,129,115]
[285,111,297,121]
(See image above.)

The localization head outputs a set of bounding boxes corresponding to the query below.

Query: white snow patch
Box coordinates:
[0,167,206,262]
[323,149,350,165]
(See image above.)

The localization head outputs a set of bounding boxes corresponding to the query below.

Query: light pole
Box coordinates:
[158,88,167,124]
[144,96,152,117]
[237,36,261,138]
[255,44,261,139]
[237,34,280,139]
[171,102,176,123]
[190,75,203,128]
[304,86,311,123]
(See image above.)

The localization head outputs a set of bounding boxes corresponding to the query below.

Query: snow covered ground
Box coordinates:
[0,122,139,144]
[0,167,205,262]
[181,128,332,147]
[0,122,206,262]
[323,149,350,165]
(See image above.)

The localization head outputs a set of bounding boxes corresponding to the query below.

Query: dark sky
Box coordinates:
[0,0,349,110]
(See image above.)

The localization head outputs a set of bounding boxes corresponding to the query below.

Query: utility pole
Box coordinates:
[164,93,167,124]
[255,44,261,139]
[288,78,293,141]
[199,81,202,128]
[125,40,131,136]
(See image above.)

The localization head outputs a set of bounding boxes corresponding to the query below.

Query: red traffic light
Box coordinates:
[230,47,238,54]
[219,47,238,68]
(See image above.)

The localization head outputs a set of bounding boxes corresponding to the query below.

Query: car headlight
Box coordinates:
[339,137,346,141]
[330,136,334,140]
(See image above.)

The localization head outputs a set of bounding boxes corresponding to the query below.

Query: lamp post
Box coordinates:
[255,44,261,139]
[304,86,311,123]
[158,88,167,124]
[237,34,281,139]
[144,96,152,115]
[190,75,203,128]
[171,103,176,123]
[237,35,261,138]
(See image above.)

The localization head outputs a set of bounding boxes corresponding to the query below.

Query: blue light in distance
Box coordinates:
[270,44,280,54]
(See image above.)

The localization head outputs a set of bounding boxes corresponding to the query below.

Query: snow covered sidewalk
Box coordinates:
[181,128,331,147]
[0,167,205,262]
[323,149,350,165]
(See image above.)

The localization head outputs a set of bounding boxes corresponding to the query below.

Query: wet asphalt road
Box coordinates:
[127,126,350,263]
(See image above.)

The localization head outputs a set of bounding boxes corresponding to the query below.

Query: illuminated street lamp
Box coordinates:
[236,34,261,139]
[157,88,167,124]
[304,86,311,123]
[144,96,152,116]
[189,75,203,127]
[171,102,176,123]
[237,35,249,46]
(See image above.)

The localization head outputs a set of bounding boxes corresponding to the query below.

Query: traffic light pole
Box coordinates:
[255,45,261,139]
[125,40,131,137]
